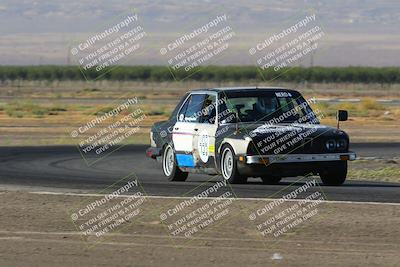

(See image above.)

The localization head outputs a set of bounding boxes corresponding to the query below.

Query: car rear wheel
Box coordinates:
[319,161,347,186]
[162,144,188,181]
[220,145,247,184]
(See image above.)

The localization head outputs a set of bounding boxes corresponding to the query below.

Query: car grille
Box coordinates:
[248,136,346,155]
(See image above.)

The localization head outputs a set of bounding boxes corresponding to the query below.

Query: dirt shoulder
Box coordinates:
[0,191,399,266]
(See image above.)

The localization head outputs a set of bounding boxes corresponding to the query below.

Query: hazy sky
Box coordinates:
[1,0,399,66]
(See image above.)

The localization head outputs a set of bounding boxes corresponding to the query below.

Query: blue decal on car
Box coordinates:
[176,154,195,167]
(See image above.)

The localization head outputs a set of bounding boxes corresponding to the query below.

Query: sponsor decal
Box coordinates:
[275,92,292,97]
[208,144,215,153]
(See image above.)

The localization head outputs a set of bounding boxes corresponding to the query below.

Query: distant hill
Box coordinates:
[0,0,399,66]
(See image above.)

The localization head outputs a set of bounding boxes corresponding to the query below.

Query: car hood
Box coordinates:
[237,123,349,154]
[246,123,346,138]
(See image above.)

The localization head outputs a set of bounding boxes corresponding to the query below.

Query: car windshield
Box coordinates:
[220,90,319,124]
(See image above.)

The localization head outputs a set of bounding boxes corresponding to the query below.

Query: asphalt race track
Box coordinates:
[0,143,399,203]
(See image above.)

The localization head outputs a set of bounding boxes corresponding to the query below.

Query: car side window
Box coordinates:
[178,94,205,123]
[170,93,189,120]
[200,94,216,124]
[177,95,190,121]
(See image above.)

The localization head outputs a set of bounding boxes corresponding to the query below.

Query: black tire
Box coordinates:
[220,144,247,184]
[162,144,188,181]
[319,161,347,186]
[260,176,282,185]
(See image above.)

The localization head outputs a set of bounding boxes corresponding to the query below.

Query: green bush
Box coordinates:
[0,65,399,83]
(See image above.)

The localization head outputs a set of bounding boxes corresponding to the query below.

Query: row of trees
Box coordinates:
[0,65,399,83]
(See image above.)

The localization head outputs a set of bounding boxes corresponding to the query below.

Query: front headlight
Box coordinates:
[325,139,336,151]
[336,139,347,150]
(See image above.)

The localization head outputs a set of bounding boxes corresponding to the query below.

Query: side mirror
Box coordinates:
[336,110,348,129]
[337,110,348,121]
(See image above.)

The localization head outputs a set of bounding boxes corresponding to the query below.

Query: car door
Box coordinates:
[192,93,218,170]
[172,93,205,168]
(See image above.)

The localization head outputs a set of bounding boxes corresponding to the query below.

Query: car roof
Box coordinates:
[190,87,299,93]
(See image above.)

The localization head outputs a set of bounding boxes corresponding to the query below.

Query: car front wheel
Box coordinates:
[319,161,347,186]
[220,145,247,184]
[162,144,188,181]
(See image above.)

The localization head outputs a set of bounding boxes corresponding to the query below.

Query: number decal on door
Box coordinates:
[198,130,209,163]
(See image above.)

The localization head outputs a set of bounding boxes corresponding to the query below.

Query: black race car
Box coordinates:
[146,87,356,185]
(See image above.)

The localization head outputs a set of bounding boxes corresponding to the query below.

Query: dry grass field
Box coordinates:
[0,80,399,145]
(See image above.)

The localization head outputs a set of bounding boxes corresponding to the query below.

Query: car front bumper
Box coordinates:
[244,152,357,164]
